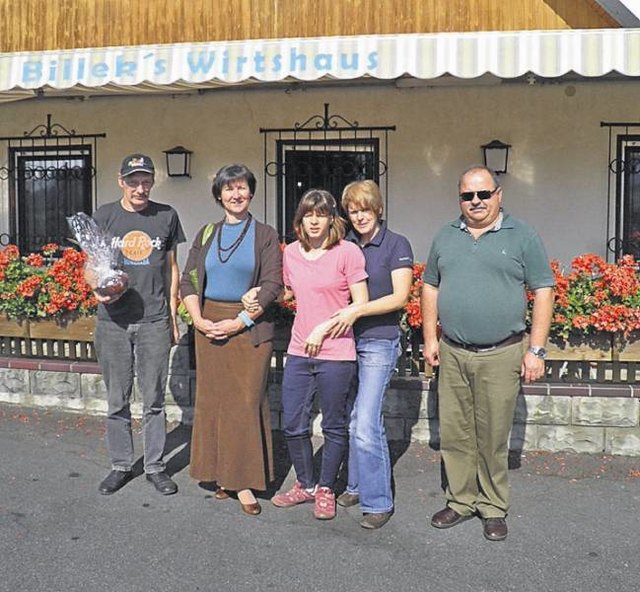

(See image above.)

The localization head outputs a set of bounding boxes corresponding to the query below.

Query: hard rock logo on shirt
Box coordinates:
[112,231,163,265]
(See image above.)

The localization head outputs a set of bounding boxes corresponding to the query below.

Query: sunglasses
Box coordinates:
[459,187,499,202]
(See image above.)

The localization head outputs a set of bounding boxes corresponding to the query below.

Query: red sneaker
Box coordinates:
[271,481,316,508]
[313,487,336,520]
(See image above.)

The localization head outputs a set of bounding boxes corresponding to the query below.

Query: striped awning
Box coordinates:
[0,28,639,93]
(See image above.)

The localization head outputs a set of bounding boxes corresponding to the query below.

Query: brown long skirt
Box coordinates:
[190,300,274,491]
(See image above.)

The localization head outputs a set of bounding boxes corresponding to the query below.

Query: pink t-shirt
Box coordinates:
[283,240,368,361]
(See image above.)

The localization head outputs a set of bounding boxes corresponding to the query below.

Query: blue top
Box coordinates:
[423,212,554,345]
[204,219,256,301]
[347,222,414,340]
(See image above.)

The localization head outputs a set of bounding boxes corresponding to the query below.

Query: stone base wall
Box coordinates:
[1,350,639,456]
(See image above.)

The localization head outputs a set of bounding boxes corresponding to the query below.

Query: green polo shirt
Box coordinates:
[424,212,554,345]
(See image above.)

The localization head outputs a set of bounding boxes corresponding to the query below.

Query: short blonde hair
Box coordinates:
[293,189,346,251]
[341,180,384,216]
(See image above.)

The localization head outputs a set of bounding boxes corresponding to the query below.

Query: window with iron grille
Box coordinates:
[0,114,105,252]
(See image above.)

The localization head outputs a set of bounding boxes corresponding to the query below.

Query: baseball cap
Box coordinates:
[120,154,155,177]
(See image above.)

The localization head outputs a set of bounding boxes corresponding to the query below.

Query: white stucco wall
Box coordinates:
[0,79,637,266]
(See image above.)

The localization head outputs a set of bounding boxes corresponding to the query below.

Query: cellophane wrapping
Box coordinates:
[67,212,129,297]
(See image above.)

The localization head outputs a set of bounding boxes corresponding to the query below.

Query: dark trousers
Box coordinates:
[95,318,171,474]
[281,355,356,489]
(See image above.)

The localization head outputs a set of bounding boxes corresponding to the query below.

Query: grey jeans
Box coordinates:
[95,318,171,474]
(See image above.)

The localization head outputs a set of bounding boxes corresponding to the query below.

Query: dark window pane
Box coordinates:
[16,152,92,253]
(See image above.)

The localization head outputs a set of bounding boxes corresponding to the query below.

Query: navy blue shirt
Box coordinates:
[348,222,414,340]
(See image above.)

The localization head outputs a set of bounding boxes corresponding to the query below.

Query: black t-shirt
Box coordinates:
[93,200,186,324]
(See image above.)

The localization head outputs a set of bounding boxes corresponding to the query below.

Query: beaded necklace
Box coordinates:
[216,214,253,264]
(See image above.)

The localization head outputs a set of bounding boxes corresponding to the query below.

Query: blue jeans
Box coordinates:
[281,355,356,489]
[346,336,400,513]
[95,318,171,474]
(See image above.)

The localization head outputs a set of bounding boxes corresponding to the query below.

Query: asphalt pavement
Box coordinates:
[1,403,639,592]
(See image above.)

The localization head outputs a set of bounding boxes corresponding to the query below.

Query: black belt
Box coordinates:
[442,332,524,353]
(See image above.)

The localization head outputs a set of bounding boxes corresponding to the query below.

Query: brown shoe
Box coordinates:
[336,492,360,508]
[215,488,230,500]
[241,501,262,516]
[483,517,508,541]
[431,507,473,529]
[360,511,393,530]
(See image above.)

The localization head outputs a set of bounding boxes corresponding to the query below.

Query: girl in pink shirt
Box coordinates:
[271,189,368,520]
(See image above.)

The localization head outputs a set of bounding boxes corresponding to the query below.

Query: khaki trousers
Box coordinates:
[438,339,522,518]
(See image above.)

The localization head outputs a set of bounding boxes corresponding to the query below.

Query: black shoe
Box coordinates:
[146,471,178,495]
[98,470,133,495]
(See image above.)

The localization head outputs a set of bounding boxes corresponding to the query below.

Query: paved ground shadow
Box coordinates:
[164,423,192,477]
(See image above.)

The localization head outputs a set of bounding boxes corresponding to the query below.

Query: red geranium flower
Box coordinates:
[532,253,640,340]
[0,243,96,321]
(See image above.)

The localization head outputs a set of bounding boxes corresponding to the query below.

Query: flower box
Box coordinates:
[0,318,30,338]
[545,333,614,361]
[0,315,97,360]
[540,332,640,363]
[613,331,640,362]
[0,316,96,342]
[0,242,98,359]
[28,316,96,342]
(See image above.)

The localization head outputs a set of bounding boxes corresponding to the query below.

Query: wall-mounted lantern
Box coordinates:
[481,139,511,175]
[163,145,193,178]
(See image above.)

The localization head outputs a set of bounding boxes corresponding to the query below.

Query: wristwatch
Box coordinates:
[527,346,547,359]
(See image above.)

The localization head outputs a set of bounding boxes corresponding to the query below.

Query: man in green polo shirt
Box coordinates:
[421,164,554,542]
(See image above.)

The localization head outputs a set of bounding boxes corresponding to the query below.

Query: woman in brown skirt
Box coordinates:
[180,163,283,515]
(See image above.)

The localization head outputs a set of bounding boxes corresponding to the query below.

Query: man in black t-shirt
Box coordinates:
[91,154,185,496]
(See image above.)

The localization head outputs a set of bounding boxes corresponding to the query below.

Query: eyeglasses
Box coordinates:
[459,187,499,202]
[124,179,153,189]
